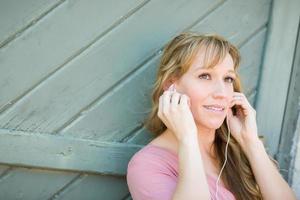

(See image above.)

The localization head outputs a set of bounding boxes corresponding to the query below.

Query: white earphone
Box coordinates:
[214,115,231,200]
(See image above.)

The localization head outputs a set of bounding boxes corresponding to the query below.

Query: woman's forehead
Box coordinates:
[189,50,234,72]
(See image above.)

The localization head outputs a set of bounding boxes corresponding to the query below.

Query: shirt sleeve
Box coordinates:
[126,152,177,200]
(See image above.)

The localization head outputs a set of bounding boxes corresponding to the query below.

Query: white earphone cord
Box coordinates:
[214,117,230,200]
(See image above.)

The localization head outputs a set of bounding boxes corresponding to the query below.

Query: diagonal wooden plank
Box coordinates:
[0,0,63,47]
[190,0,271,46]
[0,0,223,133]
[0,165,78,200]
[0,0,146,113]
[0,128,142,176]
[238,27,267,102]
[49,173,129,200]
[60,53,161,141]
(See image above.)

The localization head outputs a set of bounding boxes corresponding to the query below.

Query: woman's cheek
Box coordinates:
[188,91,206,119]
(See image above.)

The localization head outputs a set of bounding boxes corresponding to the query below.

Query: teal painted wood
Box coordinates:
[0,165,10,177]
[0,128,142,175]
[0,0,274,199]
[190,0,271,45]
[52,174,129,200]
[276,23,300,180]
[0,0,222,135]
[0,0,62,47]
[0,0,269,143]
[0,165,78,200]
[61,52,161,142]
[0,0,145,113]
[238,28,268,104]
[256,0,300,156]
[0,163,130,200]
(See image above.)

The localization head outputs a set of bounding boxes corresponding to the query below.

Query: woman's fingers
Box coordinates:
[171,92,180,108]
[227,106,233,118]
[162,91,172,114]
[230,99,248,115]
[179,94,191,108]
[232,93,252,108]
[158,90,190,119]
[230,93,255,117]
[157,89,197,141]
[158,92,171,127]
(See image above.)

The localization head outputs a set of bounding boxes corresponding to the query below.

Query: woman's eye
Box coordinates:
[198,73,210,80]
[225,77,235,83]
[198,74,235,83]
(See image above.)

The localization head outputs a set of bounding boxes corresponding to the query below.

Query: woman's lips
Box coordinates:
[203,105,225,113]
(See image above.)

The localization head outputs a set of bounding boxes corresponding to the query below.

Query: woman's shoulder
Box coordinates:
[126,143,179,200]
[128,143,178,169]
[128,134,177,164]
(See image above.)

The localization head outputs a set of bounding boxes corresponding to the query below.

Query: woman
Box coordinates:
[126,32,296,200]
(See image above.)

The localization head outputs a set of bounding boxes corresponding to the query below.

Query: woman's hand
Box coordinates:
[157,84,198,142]
[227,92,260,148]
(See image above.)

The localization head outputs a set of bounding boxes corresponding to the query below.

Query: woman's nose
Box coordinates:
[212,81,227,99]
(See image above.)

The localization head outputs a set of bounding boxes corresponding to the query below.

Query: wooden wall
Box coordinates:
[0,0,274,199]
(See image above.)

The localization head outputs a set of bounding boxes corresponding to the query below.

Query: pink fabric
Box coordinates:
[127,144,236,200]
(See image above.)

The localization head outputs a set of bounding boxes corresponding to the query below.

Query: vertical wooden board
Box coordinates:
[238,28,267,99]
[256,0,300,156]
[277,25,300,180]
[0,166,78,200]
[0,0,221,133]
[291,112,300,197]
[0,0,61,45]
[60,55,160,141]
[0,0,144,112]
[190,0,271,46]
[248,90,257,107]
[54,174,129,200]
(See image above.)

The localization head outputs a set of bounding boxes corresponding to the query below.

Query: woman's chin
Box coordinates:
[193,110,226,129]
[197,119,224,130]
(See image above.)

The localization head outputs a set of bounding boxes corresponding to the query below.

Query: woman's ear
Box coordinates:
[163,78,176,91]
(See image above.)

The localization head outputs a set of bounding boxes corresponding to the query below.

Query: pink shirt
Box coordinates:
[127,143,236,200]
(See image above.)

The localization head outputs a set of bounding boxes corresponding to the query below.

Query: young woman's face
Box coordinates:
[175,51,236,130]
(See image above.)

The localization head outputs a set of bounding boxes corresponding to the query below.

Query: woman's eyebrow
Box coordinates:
[194,66,205,72]
[194,68,237,76]
[227,70,237,76]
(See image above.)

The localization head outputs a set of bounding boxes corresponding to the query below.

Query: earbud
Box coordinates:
[168,84,176,92]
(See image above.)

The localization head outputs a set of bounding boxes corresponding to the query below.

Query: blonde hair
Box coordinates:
[143,32,263,200]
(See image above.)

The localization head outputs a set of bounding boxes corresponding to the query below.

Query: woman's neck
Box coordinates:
[162,127,216,157]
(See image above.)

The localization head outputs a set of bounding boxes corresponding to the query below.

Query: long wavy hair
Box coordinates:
[143,32,277,200]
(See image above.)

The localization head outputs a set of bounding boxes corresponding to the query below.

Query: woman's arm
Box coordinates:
[227,92,296,199]
[172,134,211,200]
[242,138,297,200]
[157,85,211,199]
